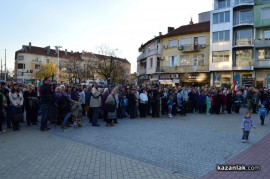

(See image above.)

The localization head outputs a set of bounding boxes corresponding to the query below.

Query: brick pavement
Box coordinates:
[0,126,191,179]
[201,132,270,179]
[0,111,269,179]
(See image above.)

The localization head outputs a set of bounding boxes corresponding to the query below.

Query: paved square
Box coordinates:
[1,110,269,179]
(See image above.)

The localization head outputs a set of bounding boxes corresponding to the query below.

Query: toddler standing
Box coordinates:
[241,111,255,143]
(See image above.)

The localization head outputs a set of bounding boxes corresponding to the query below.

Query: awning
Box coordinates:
[159,79,173,84]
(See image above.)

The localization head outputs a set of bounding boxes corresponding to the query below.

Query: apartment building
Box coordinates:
[14,43,131,84]
[210,0,270,88]
[137,19,210,86]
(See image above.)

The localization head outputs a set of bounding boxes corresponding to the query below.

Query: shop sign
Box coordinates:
[242,74,252,87]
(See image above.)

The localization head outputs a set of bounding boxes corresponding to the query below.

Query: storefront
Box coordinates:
[255,69,270,88]
[213,72,231,87]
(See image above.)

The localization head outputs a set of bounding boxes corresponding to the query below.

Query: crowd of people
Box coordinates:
[0,77,270,134]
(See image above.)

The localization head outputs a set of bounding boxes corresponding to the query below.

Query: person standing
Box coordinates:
[105,88,117,126]
[23,84,38,125]
[258,104,267,126]
[241,111,255,143]
[90,83,101,126]
[79,87,87,116]
[40,77,54,131]
[9,83,24,131]
[139,88,148,118]
[101,88,110,123]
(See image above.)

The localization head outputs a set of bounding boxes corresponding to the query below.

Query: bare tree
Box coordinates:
[95,45,122,85]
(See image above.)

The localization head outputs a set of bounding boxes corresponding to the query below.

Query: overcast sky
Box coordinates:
[0,0,212,73]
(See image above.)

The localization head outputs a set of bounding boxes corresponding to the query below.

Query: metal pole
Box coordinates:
[5,49,6,81]
[1,58,2,80]
[58,48,59,84]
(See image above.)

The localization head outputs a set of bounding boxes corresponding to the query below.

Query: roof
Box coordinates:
[15,45,130,64]
[163,21,210,38]
[15,45,81,60]
[82,52,97,59]
[93,53,130,64]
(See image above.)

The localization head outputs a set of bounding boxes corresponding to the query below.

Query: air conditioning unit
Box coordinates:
[200,44,206,48]
[178,46,183,50]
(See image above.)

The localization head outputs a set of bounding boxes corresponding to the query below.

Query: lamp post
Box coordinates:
[55,46,62,83]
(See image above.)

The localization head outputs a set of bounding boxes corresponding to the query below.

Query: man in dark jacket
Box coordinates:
[40,77,54,131]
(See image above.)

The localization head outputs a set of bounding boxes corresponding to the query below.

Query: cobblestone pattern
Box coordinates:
[49,111,270,178]
[0,129,191,179]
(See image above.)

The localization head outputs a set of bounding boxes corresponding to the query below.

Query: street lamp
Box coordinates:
[55,46,62,83]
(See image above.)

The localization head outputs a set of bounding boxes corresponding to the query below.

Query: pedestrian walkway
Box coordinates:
[0,127,191,179]
[0,112,269,179]
[201,132,270,179]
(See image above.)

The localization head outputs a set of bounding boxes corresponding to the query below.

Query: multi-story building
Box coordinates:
[137,35,163,84]
[14,43,131,84]
[137,19,210,86]
[254,0,270,88]
[210,0,270,88]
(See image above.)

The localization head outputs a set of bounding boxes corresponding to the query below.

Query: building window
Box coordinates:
[17,63,25,69]
[47,59,50,63]
[180,37,191,45]
[262,7,270,19]
[17,56,24,61]
[180,55,190,66]
[235,49,252,66]
[169,56,178,66]
[212,51,229,62]
[264,30,270,39]
[213,30,230,43]
[217,0,230,9]
[169,39,178,47]
[150,58,153,68]
[234,10,253,25]
[235,29,253,46]
[257,49,270,60]
[35,64,41,70]
[198,54,205,66]
[263,0,270,4]
[213,11,230,24]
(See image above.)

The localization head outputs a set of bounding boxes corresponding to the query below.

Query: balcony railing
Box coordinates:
[137,49,161,61]
[234,16,253,26]
[160,65,209,73]
[179,44,203,52]
[234,38,253,46]
[138,68,146,75]
[234,0,254,7]
[234,60,252,66]
[255,38,270,48]
[255,60,270,68]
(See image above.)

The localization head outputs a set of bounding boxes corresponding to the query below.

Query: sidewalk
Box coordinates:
[201,133,270,179]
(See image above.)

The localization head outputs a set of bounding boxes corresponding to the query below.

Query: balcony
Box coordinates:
[233,61,253,70]
[137,49,161,61]
[138,68,146,75]
[160,65,209,73]
[255,60,270,68]
[255,38,270,48]
[31,59,42,64]
[234,38,254,47]
[233,16,254,27]
[233,0,254,7]
[179,44,204,53]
